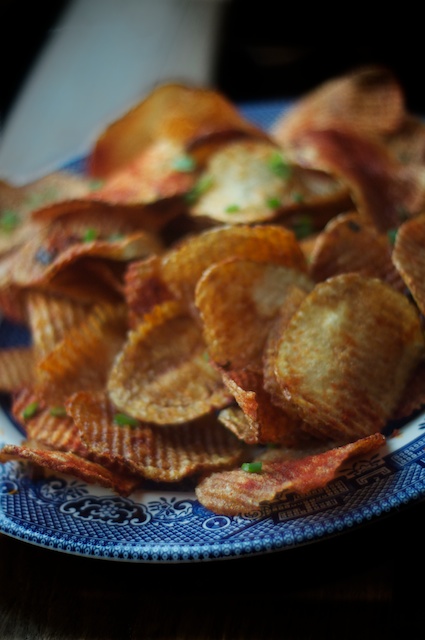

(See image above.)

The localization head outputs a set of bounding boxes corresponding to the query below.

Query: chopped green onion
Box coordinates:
[0,209,20,232]
[387,228,398,245]
[185,176,214,204]
[172,154,196,172]
[113,413,139,427]
[89,179,104,191]
[22,402,39,420]
[49,406,67,417]
[241,461,262,473]
[82,228,98,242]
[267,151,292,179]
[266,197,282,209]
[292,191,304,204]
[225,204,240,213]
[293,214,314,240]
[108,232,124,242]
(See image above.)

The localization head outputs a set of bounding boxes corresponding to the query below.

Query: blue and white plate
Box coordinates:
[1,101,425,563]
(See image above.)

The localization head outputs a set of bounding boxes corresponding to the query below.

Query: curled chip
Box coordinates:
[107,300,232,425]
[309,211,405,291]
[392,212,425,315]
[195,432,386,516]
[218,370,309,447]
[35,302,128,404]
[66,391,247,482]
[0,348,35,392]
[189,139,348,225]
[160,223,308,309]
[269,273,424,441]
[88,82,266,178]
[26,291,95,360]
[195,257,314,371]
[271,65,405,146]
[0,443,141,496]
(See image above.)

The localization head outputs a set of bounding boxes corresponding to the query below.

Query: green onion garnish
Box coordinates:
[225,204,240,213]
[82,228,98,242]
[241,461,262,473]
[267,151,292,179]
[49,406,67,417]
[172,154,196,172]
[185,176,214,204]
[0,210,20,232]
[266,197,282,209]
[22,402,39,420]
[293,214,314,240]
[113,413,139,427]
[387,228,398,245]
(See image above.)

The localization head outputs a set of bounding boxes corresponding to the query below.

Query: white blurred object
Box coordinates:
[0,0,225,184]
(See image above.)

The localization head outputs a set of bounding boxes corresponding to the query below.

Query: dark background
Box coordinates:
[1,0,424,129]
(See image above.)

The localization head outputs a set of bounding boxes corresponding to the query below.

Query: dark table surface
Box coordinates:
[1,495,423,639]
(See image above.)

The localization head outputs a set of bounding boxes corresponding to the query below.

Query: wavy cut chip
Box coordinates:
[195,257,314,370]
[189,139,348,225]
[195,433,385,515]
[35,302,128,404]
[271,273,424,441]
[392,212,425,315]
[66,391,247,482]
[107,300,232,425]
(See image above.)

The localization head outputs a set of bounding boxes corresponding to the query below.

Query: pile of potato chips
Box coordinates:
[1,65,425,516]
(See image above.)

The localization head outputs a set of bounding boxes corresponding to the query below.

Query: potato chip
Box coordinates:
[66,390,247,482]
[392,212,425,315]
[0,443,141,496]
[195,432,385,515]
[35,302,128,404]
[26,290,94,360]
[88,82,266,178]
[271,65,405,146]
[107,300,232,425]
[12,387,85,454]
[218,370,310,447]
[0,170,94,255]
[0,348,35,392]
[195,258,314,370]
[161,223,308,310]
[188,139,348,225]
[309,211,405,290]
[271,273,424,441]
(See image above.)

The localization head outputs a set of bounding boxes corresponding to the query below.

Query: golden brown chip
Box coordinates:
[0,171,94,255]
[218,369,310,447]
[271,273,424,441]
[392,212,425,315]
[160,224,308,313]
[283,128,416,233]
[0,443,140,496]
[66,390,247,482]
[309,211,405,290]
[195,258,314,370]
[195,432,386,515]
[271,65,405,146]
[88,82,266,178]
[26,290,94,360]
[107,300,232,425]
[35,302,128,404]
[0,348,35,392]
[189,138,349,226]
[11,387,85,454]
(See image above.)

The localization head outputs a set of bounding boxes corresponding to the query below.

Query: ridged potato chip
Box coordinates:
[66,390,247,482]
[107,300,232,425]
[270,273,424,441]
[195,257,314,371]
